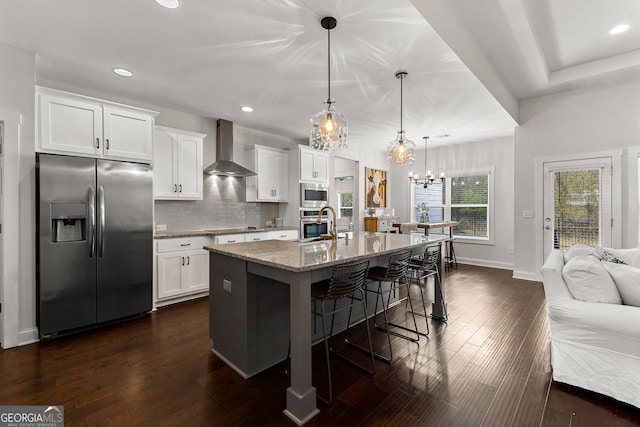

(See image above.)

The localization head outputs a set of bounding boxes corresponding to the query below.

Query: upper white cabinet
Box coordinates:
[153,126,206,200]
[299,145,329,183]
[37,87,157,162]
[246,145,289,202]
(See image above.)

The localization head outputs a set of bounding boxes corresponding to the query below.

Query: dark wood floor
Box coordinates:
[2,264,639,426]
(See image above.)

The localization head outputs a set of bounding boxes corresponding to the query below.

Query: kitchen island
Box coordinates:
[205,231,447,425]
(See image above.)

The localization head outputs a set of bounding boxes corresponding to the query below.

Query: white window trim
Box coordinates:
[410,167,495,245]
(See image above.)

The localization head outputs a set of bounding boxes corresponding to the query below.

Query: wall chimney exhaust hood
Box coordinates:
[203,119,257,177]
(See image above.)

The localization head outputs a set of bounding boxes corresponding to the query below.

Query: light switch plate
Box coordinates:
[522,210,533,219]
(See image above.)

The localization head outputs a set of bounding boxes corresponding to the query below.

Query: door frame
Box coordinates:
[0,110,22,348]
[534,149,622,270]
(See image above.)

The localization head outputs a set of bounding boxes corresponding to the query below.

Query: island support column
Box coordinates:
[431,242,448,321]
[284,271,319,425]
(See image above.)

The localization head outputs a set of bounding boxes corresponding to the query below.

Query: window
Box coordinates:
[338,191,353,219]
[412,169,493,241]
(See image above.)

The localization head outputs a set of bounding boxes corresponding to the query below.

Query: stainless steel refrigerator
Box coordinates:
[36,153,153,339]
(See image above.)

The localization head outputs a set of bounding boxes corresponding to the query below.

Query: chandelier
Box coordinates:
[409,136,446,187]
[310,16,348,151]
[387,71,415,165]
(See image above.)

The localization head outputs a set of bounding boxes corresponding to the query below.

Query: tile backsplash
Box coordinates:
[154,175,279,231]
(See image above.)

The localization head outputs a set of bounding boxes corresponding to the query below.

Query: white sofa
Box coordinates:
[540,248,640,408]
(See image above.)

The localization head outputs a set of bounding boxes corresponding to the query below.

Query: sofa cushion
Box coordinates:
[602,262,640,307]
[564,244,601,263]
[562,255,622,304]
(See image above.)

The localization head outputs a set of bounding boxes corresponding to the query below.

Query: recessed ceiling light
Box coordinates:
[609,24,630,35]
[155,0,179,9]
[113,68,133,77]
[241,106,254,112]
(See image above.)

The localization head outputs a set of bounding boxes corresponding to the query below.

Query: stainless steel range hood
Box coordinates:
[203,119,257,177]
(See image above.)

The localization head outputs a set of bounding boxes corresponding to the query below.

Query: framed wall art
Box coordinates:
[365,167,387,208]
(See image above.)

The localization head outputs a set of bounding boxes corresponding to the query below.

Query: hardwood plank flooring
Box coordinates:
[1,264,639,426]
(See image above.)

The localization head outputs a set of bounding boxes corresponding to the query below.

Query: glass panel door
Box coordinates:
[543,158,612,260]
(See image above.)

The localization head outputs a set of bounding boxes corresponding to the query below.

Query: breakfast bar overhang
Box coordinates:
[205,232,448,425]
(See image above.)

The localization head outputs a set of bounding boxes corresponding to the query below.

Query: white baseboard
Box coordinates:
[456,257,514,271]
[18,327,39,346]
[512,270,540,282]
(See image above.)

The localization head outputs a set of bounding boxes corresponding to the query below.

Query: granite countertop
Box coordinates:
[154,226,298,239]
[205,231,449,272]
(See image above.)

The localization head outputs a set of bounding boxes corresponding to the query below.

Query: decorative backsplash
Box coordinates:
[154,175,279,231]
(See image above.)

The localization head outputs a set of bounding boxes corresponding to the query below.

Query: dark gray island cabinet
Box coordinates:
[205,232,447,425]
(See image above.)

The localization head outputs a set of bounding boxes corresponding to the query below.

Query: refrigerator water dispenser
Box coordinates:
[50,203,86,243]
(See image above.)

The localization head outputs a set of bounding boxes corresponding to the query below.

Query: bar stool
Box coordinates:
[365,249,421,362]
[310,259,376,404]
[407,242,442,323]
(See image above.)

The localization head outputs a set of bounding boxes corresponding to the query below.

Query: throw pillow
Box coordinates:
[564,244,601,263]
[602,262,640,307]
[596,246,640,267]
[601,250,627,264]
[562,255,622,304]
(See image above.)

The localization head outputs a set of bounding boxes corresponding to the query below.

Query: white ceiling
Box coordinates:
[0,0,638,150]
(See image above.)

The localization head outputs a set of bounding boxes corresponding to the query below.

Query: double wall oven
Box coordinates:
[300,208,329,239]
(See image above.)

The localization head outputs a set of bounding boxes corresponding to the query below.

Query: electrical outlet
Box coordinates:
[156,224,167,231]
[508,247,514,254]
[223,279,232,293]
[522,210,533,219]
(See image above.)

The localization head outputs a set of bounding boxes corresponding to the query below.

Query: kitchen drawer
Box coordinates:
[270,230,299,241]
[157,236,212,253]
[214,234,247,244]
[245,231,271,242]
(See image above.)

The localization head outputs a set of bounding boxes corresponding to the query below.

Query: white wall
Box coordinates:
[0,43,36,345]
[389,136,515,269]
[514,77,640,279]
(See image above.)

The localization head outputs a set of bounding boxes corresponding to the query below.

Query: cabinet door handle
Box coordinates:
[179,184,182,193]
[106,138,109,150]
[96,137,100,149]
[228,240,236,243]
[174,184,178,193]
[187,256,190,265]
[182,256,185,266]
[180,243,191,247]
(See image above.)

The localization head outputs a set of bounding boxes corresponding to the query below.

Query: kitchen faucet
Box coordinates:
[317,205,337,241]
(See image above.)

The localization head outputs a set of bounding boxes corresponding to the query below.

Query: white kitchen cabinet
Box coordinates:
[300,145,329,183]
[246,145,289,202]
[37,87,156,162]
[153,126,205,200]
[156,236,210,302]
[214,234,247,244]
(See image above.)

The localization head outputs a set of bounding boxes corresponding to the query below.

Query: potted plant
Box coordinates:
[417,203,429,223]
[367,207,376,217]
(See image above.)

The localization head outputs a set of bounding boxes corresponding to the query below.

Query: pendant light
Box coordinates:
[310,16,348,151]
[387,71,415,165]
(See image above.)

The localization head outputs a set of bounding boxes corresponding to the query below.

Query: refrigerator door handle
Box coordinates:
[98,185,106,257]
[88,186,96,257]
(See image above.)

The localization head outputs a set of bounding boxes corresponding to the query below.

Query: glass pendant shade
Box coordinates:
[387,130,415,165]
[310,16,347,151]
[387,71,415,165]
[310,98,348,150]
